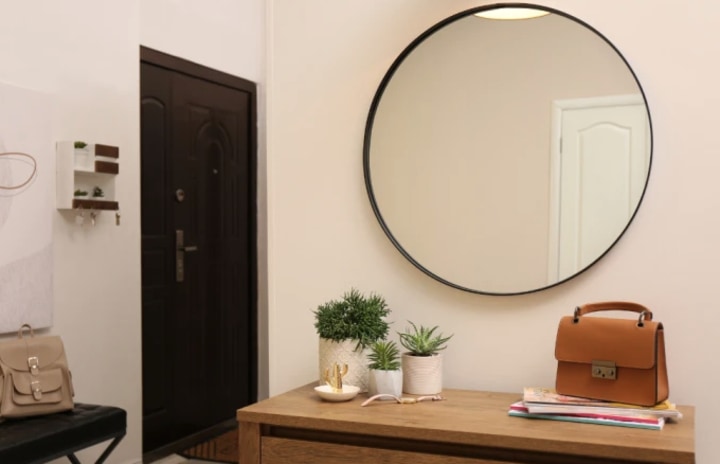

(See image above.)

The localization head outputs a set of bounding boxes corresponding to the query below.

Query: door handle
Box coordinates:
[176,230,198,282]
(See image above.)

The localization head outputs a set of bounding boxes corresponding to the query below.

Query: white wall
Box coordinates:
[0,1,265,463]
[1,2,142,462]
[268,1,719,463]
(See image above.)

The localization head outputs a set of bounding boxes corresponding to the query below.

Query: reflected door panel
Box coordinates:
[549,96,649,281]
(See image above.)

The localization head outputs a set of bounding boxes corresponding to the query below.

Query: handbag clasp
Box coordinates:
[591,360,616,380]
[31,380,42,400]
[27,356,39,375]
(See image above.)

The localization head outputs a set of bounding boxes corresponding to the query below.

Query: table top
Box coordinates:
[237,383,695,464]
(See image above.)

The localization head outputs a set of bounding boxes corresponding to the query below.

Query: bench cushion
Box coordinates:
[0,403,126,464]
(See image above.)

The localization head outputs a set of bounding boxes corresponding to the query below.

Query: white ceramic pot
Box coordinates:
[401,353,443,395]
[368,369,403,398]
[318,338,369,392]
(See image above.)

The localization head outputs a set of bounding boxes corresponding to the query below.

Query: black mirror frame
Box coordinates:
[362,2,653,296]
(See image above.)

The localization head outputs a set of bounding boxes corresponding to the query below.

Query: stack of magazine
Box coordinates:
[508,387,683,430]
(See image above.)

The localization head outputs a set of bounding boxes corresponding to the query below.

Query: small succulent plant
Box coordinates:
[368,340,401,371]
[398,321,453,357]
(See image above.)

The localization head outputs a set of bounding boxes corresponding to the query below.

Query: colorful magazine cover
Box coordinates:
[508,402,665,430]
[522,387,682,420]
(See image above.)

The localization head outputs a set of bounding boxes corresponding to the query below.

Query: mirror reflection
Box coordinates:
[364,5,651,295]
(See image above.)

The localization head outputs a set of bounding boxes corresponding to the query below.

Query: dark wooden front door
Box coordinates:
[140,47,257,453]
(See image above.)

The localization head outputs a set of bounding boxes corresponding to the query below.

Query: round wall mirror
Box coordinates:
[364,3,652,295]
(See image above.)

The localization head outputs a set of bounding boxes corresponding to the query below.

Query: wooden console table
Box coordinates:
[236,383,694,464]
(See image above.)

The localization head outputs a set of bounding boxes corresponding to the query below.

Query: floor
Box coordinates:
[149,454,217,464]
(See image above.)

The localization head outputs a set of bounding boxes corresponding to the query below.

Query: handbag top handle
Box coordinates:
[17,323,34,339]
[574,301,653,326]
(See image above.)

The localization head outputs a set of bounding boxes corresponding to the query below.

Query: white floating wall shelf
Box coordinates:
[56,141,119,212]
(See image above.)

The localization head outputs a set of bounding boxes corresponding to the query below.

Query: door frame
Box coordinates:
[139,45,258,459]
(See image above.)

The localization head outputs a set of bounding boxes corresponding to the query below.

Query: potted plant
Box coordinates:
[73,189,88,199]
[367,339,402,398]
[314,288,391,392]
[92,186,104,198]
[398,321,453,395]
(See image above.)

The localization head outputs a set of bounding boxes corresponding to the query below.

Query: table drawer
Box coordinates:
[261,437,517,464]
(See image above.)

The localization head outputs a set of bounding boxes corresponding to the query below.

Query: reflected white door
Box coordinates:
[547,95,650,282]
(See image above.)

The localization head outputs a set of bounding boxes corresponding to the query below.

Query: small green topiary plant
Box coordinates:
[313,288,390,351]
[368,340,401,371]
[398,321,453,357]
[74,141,87,149]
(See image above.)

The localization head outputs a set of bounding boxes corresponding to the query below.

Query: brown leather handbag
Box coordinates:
[554,302,668,406]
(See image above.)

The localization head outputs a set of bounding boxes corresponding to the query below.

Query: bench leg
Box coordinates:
[94,435,124,464]
[65,435,125,464]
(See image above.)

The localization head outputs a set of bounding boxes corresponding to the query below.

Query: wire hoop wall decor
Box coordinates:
[0,151,38,191]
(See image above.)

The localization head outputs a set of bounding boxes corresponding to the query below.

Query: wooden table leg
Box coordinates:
[238,421,260,464]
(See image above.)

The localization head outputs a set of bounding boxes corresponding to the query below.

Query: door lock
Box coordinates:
[176,230,198,282]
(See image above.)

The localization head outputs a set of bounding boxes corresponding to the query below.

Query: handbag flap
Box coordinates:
[555,316,662,369]
[0,337,66,371]
[11,370,64,395]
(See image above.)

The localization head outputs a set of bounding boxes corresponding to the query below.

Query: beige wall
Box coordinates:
[268,1,718,463]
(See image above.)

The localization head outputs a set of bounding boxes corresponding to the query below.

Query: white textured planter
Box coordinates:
[368,369,403,398]
[318,338,369,392]
[402,353,443,395]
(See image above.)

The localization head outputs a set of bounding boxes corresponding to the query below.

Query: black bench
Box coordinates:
[0,403,126,464]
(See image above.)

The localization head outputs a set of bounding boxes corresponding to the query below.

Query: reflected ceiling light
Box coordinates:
[474,8,550,20]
